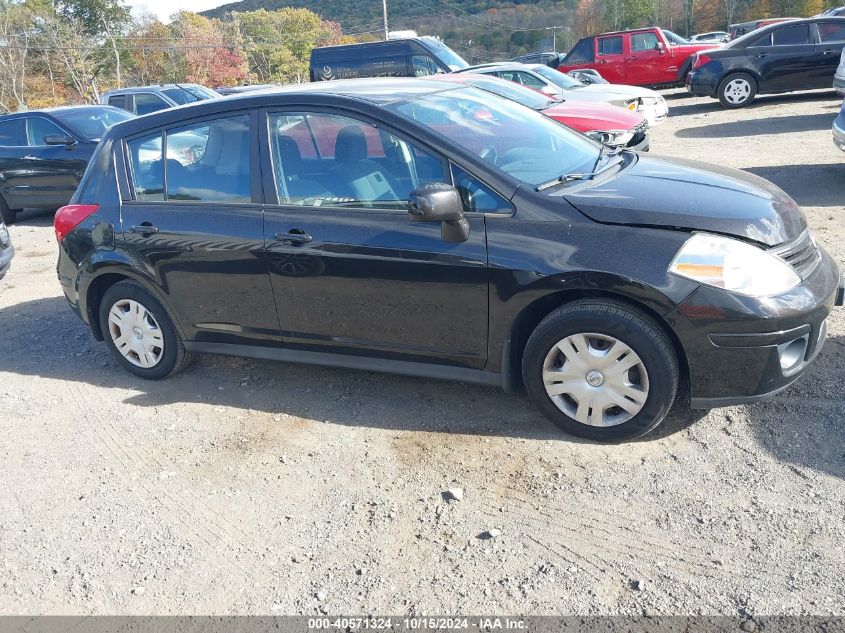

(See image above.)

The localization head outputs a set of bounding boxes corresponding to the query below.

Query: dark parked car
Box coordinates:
[687,17,845,107]
[511,52,562,67]
[0,220,13,280]
[216,84,277,96]
[55,79,843,441]
[834,98,845,151]
[0,105,133,224]
[310,37,468,81]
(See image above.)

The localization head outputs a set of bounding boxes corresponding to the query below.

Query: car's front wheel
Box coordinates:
[99,281,192,379]
[718,72,757,108]
[522,300,679,441]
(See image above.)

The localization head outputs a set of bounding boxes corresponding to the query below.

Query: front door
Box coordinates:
[809,21,845,87]
[261,110,489,369]
[594,35,627,83]
[626,31,670,85]
[120,111,280,345]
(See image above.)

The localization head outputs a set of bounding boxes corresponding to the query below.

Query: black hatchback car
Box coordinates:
[0,106,133,224]
[687,17,845,107]
[55,79,843,441]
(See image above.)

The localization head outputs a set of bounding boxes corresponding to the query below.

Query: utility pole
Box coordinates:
[383,0,389,40]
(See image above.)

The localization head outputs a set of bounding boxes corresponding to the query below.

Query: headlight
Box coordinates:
[585,129,635,146]
[669,233,800,297]
[626,99,639,111]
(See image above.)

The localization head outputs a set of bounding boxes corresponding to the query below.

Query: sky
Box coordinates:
[126,0,240,22]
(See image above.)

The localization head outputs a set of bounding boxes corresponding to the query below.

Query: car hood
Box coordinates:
[560,155,806,246]
[543,101,645,132]
[570,84,659,100]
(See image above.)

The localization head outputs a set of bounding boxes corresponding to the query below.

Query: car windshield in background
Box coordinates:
[162,85,220,104]
[388,87,598,187]
[531,65,583,89]
[425,39,469,70]
[461,76,554,109]
[662,30,690,44]
[55,107,134,140]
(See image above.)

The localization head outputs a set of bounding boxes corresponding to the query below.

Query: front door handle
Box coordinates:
[822,49,837,55]
[22,155,37,161]
[129,223,159,236]
[275,229,312,245]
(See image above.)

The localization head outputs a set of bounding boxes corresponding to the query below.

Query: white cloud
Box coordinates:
[126,0,241,22]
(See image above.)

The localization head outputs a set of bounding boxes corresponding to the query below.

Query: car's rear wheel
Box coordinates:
[522,300,679,441]
[99,281,192,379]
[718,72,757,108]
[0,196,17,225]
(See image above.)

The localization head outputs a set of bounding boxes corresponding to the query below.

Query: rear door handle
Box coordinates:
[274,230,312,245]
[22,155,37,161]
[823,49,837,55]
[129,223,159,236]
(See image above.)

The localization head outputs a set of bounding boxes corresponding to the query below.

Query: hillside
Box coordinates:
[202,0,578,61]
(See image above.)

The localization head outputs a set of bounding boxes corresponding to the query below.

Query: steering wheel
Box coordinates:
[478,145,498,166]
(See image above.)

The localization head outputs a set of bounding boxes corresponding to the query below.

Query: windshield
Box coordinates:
[54,107,134,140]
[531,65,583,90]
[423,37,469,70]
[162,85,220,105]
[662,30,689,45]
[462,76,553,109]
[388,87,599,187]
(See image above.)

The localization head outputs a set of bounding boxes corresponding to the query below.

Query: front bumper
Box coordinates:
[834,73,845,96]
[665,243,842,409]
[833,116,845,152]
[0,245,13,280]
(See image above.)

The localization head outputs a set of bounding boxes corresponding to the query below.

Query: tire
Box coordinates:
[0,196,17,225]
[718,72,757,108]
[99,280,192,379]
[522,299,679,442]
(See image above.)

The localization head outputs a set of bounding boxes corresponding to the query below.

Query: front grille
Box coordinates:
[626,122,648,148]
[771,231,821,279]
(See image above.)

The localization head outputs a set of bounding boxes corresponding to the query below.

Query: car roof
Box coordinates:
[580,26,664,38]
[104,78,460,137]
[0,104,119,120]
[103,84,206,95]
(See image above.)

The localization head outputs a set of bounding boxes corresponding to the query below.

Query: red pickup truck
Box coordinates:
[558,27,716,87]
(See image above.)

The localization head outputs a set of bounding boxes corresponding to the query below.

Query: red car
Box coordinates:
[432,73,650,150]
[559,27,715,87]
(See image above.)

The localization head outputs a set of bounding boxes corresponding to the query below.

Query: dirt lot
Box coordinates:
[0,89,843,617]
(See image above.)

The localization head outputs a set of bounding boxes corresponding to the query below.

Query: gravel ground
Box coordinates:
[0,88,843,617]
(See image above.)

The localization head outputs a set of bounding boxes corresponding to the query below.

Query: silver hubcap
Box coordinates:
[107,299,165,369]
[724,78,751,104]
[542,333,649,427]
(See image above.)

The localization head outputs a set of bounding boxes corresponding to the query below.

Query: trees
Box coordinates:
[170,12,248,87]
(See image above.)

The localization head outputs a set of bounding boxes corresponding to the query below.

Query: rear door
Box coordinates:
[748,23,816,91]
[260,108,489,368]
[595,34,626,83]
[811,21,845,86]
[626,31,670,85]
[0,117,28,210]
[120,111,281,345]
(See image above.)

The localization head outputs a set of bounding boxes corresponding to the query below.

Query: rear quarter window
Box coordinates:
[565,38,595,64]
[0,119,24,146]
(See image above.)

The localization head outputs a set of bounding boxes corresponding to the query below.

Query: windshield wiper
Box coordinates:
[535,151,626,192]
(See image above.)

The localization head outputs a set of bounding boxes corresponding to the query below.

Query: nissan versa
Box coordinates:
[55,79,844,441]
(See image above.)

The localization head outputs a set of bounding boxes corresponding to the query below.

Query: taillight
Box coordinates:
[692,54,712,70]
[54,204,99,243]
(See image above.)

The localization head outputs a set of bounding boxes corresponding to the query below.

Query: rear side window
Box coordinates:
[773,24,810,45]
[598,36,623,56]
[126,114,251,203]
[566,38,595,64]
[631,32,660,52]
[26,117,66,146]
[818,22,845,43]
[107,95,126,110]
[0,119,24,146]
[133,93,169,115]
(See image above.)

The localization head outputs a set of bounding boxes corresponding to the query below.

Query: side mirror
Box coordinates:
[655,41,665,52]
[540,84,558,96]
[408,182,470,243]
[43,134,76,146]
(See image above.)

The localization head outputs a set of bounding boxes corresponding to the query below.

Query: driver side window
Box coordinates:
[269,112,446,210]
